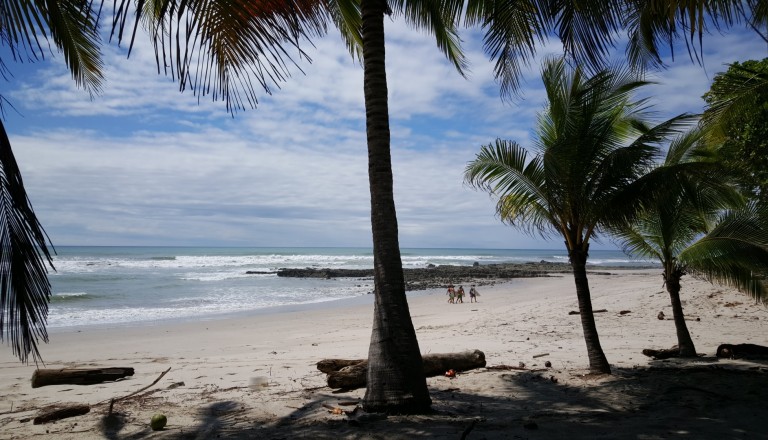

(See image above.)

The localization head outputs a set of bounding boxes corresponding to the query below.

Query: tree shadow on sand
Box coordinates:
[156,360,767,440]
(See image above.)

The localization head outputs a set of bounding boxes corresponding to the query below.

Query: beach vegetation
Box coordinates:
[702,58,768,206]
[614,126,768,356]
[463,57,694,374]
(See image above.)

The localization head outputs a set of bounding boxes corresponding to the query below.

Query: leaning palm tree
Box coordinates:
[615,130,768,356]
[0,0,104,364]
[464,57,696,374]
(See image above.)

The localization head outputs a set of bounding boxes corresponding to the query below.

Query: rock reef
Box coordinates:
[268,262,640,292]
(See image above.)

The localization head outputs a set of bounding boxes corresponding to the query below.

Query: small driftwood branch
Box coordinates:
[568,309,607,315]
[31,368,134,388]
[33,404,90,425]
[107,367,171,415]
[319,350,486,390]
[486,365,547,372]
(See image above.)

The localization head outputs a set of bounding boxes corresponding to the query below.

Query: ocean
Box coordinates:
[46,247,653,329]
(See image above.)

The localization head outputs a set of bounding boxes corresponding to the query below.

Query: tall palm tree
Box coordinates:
[464,57,695,374]
[615,129,768,356]
[0,0,104,364]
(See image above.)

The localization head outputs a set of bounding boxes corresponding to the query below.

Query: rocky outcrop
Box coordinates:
[271,262,634,292]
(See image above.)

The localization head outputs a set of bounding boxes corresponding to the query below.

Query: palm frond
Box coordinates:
[464,0,547,99]
[112,0,330,113]
[623,0,745,70]
[613,218,664,262]
[701,62,768,142]
[0,120,54,365]
[678,206,768,301]
[393,0,467,76]
[464,138,554,234]
[547,0,624,74]
[327,0,363,62]
[0,0,104,95]
[39,0,105,96]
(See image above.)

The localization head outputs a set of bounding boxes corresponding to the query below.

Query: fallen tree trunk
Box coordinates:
[33,404,90,424]
[320,350,486,390]
[31,368,135,388]
[642,346,680,360]
[316,359,363,375]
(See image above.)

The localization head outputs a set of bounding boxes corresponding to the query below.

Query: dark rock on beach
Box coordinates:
[272,262,636,292]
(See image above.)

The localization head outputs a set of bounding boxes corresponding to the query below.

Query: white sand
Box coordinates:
[1,269,767,439]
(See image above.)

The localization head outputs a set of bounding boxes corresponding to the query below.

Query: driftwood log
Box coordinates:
[319,350,486,390]
[31,368,135,388]
[716,343,768,359]
[642,346,681,359]
[33,404,90,425]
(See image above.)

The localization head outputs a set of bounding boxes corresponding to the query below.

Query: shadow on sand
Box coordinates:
[131,358,768,440]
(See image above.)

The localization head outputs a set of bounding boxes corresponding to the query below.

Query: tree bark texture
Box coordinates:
[31,367,135,388]
[360,0,431,414]
[320,350,486,389]
[664,268,697,357]
[569,246,611,374]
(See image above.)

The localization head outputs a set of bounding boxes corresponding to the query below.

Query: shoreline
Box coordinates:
[47,263,656,332]
[2,268,766,439]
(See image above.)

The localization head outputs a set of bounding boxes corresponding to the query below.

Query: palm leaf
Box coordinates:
[0,0,104,95]
[39,0,104,95]
[0,119,54,365]
[623,0,744,70]
[682,210,768,301]
[464,0,547,99]
[464,138,554,235]
[327,0,363,61]
[394,0,467,75]
[113,0,331,113]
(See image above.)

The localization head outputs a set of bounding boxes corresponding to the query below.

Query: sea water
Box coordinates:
[46,247,653,328]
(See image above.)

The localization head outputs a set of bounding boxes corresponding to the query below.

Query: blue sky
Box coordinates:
[2,18,767,249]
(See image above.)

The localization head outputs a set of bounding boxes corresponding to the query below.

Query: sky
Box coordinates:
[2,15,767,250]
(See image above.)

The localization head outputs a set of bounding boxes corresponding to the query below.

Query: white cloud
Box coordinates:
[5,17,767,249]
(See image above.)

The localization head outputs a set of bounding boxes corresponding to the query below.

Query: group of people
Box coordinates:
[446,284,479,303]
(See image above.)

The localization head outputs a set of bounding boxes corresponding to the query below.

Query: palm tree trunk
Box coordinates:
[360,0,431,414]
[569,246,611,374]
[665,269,697,357]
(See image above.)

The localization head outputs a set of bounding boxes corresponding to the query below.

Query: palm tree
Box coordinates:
[464,57,696,374]
[0,0,104,364]
[615,130,768,356]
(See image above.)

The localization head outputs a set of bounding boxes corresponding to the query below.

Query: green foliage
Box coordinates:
[614,126,768,302]
[702,58,768,204]
[464,57,688,252]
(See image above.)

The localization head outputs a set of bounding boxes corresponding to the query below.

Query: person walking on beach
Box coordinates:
[469,285,479,303]
[456,286,465,303]
[447,285,456,304]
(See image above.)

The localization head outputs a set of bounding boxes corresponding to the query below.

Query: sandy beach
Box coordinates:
[1,269,767,439]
